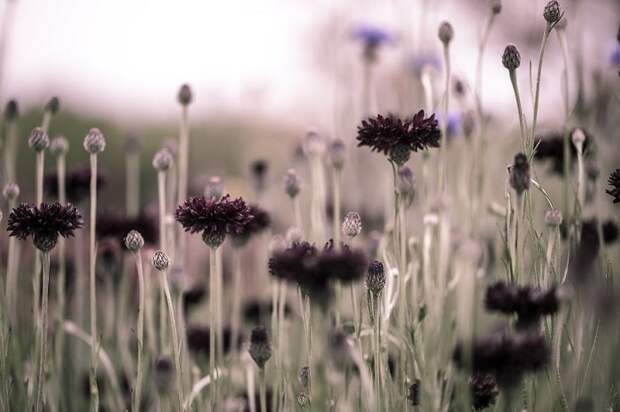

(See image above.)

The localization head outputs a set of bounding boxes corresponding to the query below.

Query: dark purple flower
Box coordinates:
[186,326,242,359]
[7,202,83,251]
[356,111,441,160]
[44,165,106,204]
[97,210,158,249]
[470,373,498,411]
[607,168,620,204]
[175,195,253,241]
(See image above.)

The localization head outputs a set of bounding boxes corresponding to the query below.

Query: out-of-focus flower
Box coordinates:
[606,168,620,204]
[44,97,60,114]
[204,176,223,201]
[453,331,550,388]
[533,129,594,176]
[284,169,301,198]
[342,211,362,238]
[50,136,69,157]
[7,202,83,251]
[351,24,395,62]
[186,326,242,360]
[97,210,158,249]
[4,99,18,121]
[45,165,106,204]
[405,51,441,75]
[328,139,346,170]
[357,111,441,162]
[178,84,193,106]
[470,373,499,411]
[152,148,174,171]
[250,159,269,192]
[3,183,20,200]
[153,356,174,395]
[249,326,272,369]
[230,204,271,247]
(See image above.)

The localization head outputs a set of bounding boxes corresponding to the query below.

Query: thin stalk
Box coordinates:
[54,153,67,412]
[177,105,190,265]
[333,169,342,326]
[508,70,526,150]
[3,120,17,184]
[133,250,145,412]
[438,42,451,190]
[158,170,168,350]
[209,247,217,410]
[88,153,100,412]
[575,143,584,216]
[34,252,50,412]
[557,29,571,217]
[126,152,140,217]
[159,270,184,411]
[230,249,243,355]
[474,13,497,116]
[530,26,553,154]
[259,368,267,412]
[5,197,18,327]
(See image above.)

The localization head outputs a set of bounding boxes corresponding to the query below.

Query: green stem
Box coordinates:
[133,251,145,412]
[160,271,184,411]
[259,368,267,412]
[88,153,99,412]
[508,70,526,151]
[209,246,217,410]
[55,154,67,411]
[34,252,50,412]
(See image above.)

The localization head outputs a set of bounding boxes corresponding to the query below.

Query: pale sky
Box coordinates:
[0,0,617,125]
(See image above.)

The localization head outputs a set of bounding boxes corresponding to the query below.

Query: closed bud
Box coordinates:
[50,136,69,157]
[342,211,362,238]
[543,1,561,24]
[3,183,20,200]
[544,209,563,227]
[502,45,521,70]
[302,130,326,156]
[297,392,311,409]
[438,22,454,44]
[329,139,346,170]
[124,230,145,252]
[152,148,174,171]
[4,99,18,121]
[509,153,530,195]
[249,326,272,369]
[284,169,301,198]
[125,133,141,153]
[366,260,386,295]
[571,128,586,151]
[45,96,60,115]
[178,84,193,106]
[29,127,50,152]
[83,128,106,154]
[153,355,175,394]
[152,250,170,271]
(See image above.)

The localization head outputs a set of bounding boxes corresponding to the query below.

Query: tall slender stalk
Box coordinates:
[177,93,191,265]
[438,30,452,191]
[34,252,50,412]
[133,249,145,412]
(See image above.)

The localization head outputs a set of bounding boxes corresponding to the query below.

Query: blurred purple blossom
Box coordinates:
[406,51,441,75]
[610,44,620,66]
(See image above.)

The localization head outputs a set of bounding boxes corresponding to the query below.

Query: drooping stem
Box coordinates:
[133,250,145,412]
[34,252,51,412]
[88,153,100,412]
[159,270,184,411]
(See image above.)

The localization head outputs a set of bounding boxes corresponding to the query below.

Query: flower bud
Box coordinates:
[83,128,106,154]
[152,148,174,171]
[302,130,326,156]
[50,136,69,157]
[438,22,454,44]
[342,211,362,238]
[251,159,268,192]
[153,355,175,394]
[502,45,521,70]
[249,326,272,369]
[3,183,20,200]
[297,392,311,409]
[366,260,386,295]
[571,128,586,152]
[490,0,502,14]
[407,379,421,406]
[389,144,411,166]
[124,230,145,252]
[45,96,60,115]
[544,209,563,227]
[178,84,193,106]
[202,230,225,249]
[298,366,310,390]
[4,99,18,121]
[284,169,301,198]
[329,139,346,170]
[152,250,170,271]
[543,1,561,24]
[29,127,50,152]
[509,153,530,195]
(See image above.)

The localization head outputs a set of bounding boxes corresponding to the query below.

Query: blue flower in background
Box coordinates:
[610,44,620,66]
[351,24,395,62]
[436,112,462,140]
[406,51,441,75]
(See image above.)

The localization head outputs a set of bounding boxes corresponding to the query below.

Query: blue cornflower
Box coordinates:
[351,24,395,62]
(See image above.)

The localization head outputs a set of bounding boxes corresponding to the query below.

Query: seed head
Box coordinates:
[543,1,561,24]
[249,326,272,369]
[83,128,106,154]
[509,153,530,195]
[45,96,60,114]
[50,136,69,157]
[178,83,193,106]
[502,45,521,70]
[366,260,386,295]
[438,22,454,44]
[152,148,174,171]
[490,0,502,14]
[124,230,145,252]
[3,183,20,200]
[329,139,346,170]
[4,99,18,121]
[284,169,301,198]
[470,373,499,410]
[297,393,311,409]
[544,209,563,227]
[342,211,362,238]
[204,176,223,201]
[152,250,170,271]
[29,127,49,152]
